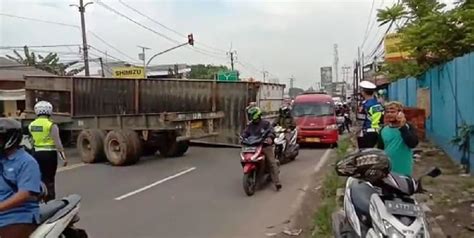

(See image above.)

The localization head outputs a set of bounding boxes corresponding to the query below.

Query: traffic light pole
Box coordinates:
[146,42,188,66]
[146,34,194,67]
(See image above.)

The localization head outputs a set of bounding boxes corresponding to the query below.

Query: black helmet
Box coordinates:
[279,106,291,116]
[0,118,23,153]
[335,148,391,182]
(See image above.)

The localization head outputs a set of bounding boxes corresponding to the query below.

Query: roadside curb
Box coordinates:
[272,149,332,237]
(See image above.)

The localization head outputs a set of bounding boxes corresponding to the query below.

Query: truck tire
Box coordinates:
[142,143,159,156]
[157,140,179,157]
[104,130,140,166]
[124,130,142,165]
[175,141,189,156]
[77,129,106,163]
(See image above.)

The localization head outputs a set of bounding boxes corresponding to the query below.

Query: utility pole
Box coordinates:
[98,57,105,77]
[227,50,237,71]
[289,76,295,89]
[334,44,339,82]
[138,45,150,78]
[262,70,268,82]
[71,0,93,76]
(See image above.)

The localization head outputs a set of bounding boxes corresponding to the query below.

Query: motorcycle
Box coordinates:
[239,129,273,196]
[336,114,346,135]
[332,167,442,238]
[273,126,299,164]
[31,194,88,238]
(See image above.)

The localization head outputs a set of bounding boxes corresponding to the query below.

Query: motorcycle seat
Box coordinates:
[350,182,377,216]
[39,200,68,223]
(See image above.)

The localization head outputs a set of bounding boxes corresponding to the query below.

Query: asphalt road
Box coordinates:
[55,146,328,238]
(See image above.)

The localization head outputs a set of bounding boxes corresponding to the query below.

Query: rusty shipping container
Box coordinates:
[24,76,285,145]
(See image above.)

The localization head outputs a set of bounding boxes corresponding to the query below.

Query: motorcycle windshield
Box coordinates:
[242,136,264,146]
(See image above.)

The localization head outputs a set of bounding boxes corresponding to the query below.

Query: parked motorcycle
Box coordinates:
[332,150,442,238]
[31,194,88,238]
[273,126,299,164]
[239,129,272,196]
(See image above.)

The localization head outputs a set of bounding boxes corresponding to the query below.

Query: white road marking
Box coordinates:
[57,163,88,172]
[314,149,331,172]
[114,167,197,201]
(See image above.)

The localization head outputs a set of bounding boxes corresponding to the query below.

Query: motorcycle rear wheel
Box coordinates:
[243,171,257,196]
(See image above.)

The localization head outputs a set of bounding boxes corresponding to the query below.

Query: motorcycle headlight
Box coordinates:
[416,226,427,238]
[384,220,405,238]
[326,124,338,130]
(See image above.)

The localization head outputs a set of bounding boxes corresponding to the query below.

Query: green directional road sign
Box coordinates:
[217,70,239,81]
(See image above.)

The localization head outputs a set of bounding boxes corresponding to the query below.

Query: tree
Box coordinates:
[189,64,230,79]
[376,0,474,80]
[6,46,85,76]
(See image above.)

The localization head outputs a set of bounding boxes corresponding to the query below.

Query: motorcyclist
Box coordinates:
[275,105,296,130]
[28,101,68,202]
[242,106,282,191]
[356,81,384,148]
[0,118,41,238]
[274,105,297,150]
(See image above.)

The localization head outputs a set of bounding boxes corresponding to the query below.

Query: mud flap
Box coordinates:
[243,163,256,174]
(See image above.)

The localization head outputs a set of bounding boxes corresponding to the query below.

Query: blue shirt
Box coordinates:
[0,148,41,227]
[362,97,383,130]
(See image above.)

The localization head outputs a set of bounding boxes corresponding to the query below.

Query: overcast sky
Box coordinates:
[0,0,455,89]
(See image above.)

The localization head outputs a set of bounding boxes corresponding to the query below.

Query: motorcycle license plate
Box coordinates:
[385,201,422,217]
[305,137,320,143]
[242,147,257,152]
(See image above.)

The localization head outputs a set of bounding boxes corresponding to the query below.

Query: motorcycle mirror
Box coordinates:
[426,167,442,178]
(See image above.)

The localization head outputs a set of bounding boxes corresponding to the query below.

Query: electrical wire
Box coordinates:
[361,0,377,49]
[95,0,181,45]
[0,44,81,49]
[96,0,228,60]
[0,12,135,64]
[88,31,137,62]
[0,13,79,29]
[118,0,227,54]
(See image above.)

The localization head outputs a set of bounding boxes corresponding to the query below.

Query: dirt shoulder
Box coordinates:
[414,142,474,238]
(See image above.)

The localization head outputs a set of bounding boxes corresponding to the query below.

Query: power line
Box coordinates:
[0,13,79,29]
[361,0,377,49]
[0,44,81,49]
[97,0,227,60]
[94,0,181,45]
[88,45,127,62]
[117,0,226,54]
[88,31,136,61]
[0,12,137,64]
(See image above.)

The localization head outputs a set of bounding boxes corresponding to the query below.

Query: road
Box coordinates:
[55,146,328,238]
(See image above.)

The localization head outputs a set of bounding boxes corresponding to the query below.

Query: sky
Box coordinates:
[0,0,456,89]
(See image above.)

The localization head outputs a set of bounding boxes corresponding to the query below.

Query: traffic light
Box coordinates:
[188,33,194,46]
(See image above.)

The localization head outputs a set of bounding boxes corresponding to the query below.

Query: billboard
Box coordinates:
[112,66,145,79]
[384,33,411,62]
[320,66,332,87]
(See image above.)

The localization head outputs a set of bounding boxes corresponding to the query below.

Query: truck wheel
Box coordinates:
[175,141,189,156]
[123,130,142,165]
[142,143,159,156]
[157,140,179,157]
[104,130,140,166]
[77,129,106,163]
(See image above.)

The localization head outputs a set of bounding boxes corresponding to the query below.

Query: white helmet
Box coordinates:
[359,81,376,90]
[34,101,53,116]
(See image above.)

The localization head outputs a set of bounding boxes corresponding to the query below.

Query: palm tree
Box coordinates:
[6,46,85,76]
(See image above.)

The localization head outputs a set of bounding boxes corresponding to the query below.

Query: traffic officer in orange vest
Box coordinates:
[28,101,67,202]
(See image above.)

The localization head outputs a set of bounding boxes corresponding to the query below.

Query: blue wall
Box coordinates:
[388,52,474,172]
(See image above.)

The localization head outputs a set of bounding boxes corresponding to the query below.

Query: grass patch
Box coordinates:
[311,137,350,238]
